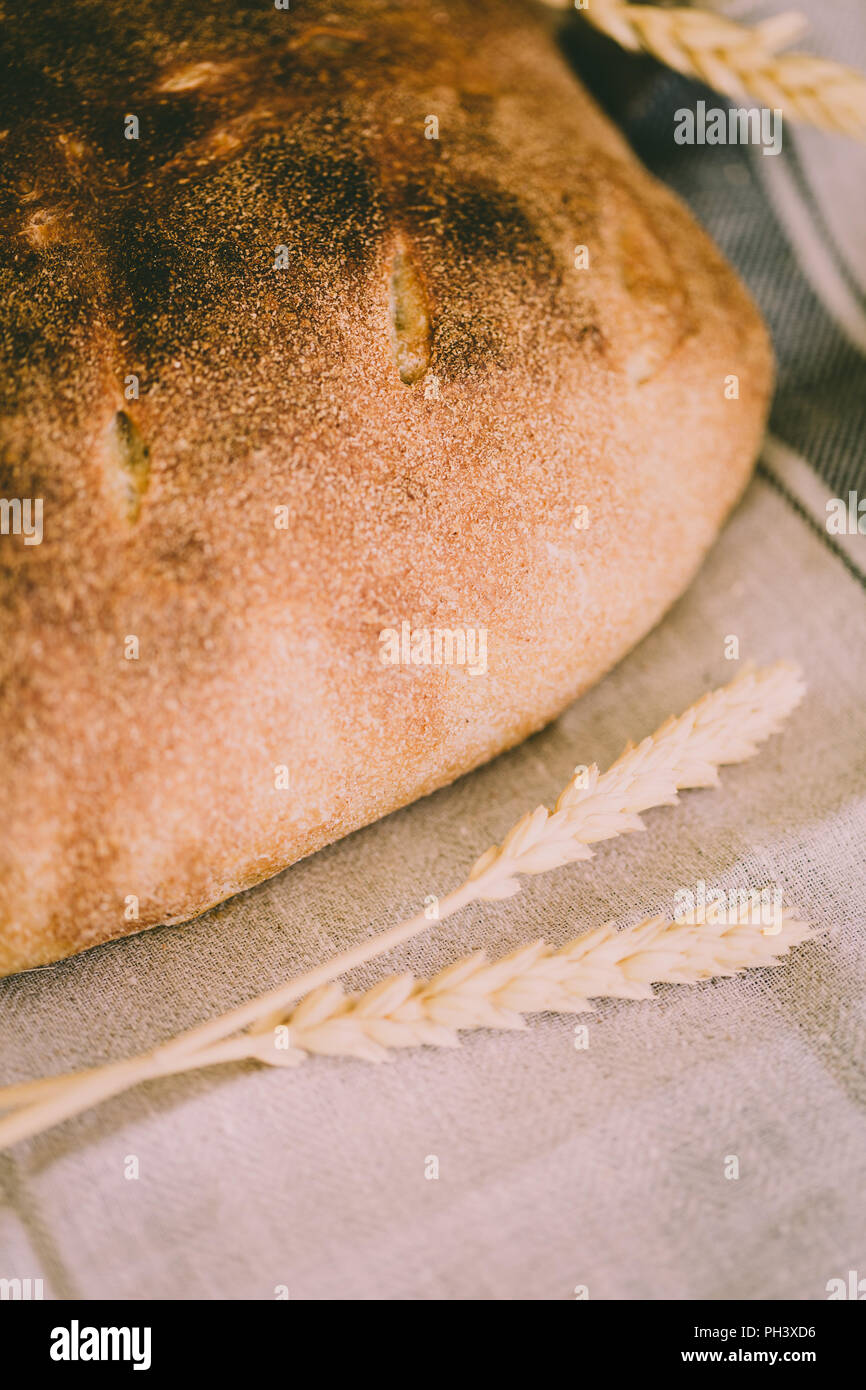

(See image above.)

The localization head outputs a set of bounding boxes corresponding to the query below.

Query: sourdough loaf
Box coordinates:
[0,0,773,973]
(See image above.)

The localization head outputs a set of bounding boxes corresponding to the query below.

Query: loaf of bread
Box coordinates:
[0,0,772,974]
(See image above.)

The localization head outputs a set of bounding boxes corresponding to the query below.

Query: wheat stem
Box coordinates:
[0,662,804,1148]
[0,905,815,1144]
[539,0,866,136]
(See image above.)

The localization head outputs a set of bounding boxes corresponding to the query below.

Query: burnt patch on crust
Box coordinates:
[439,180,554,269]
[105,217,180,340]
[255,137,385,268]
[0,247,96,405]
[392,174,562,379]
[100,135,384,365]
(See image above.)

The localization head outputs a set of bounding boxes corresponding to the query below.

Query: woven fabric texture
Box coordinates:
[1,0,865,1300]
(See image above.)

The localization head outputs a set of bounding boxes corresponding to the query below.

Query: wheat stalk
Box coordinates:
[245,904,815,1064]
[538,0,866,136]
[0,662,804,1147]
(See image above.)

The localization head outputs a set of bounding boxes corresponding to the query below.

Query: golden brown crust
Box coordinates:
[0,0,772,974]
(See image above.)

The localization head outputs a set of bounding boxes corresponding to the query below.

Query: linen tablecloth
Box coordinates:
[1,0,864,1300]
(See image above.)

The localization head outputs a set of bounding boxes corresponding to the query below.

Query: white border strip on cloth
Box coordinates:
[754,146,866,356]
[761,433,866,578]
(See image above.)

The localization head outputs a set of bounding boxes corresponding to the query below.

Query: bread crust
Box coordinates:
[0,0,772,973]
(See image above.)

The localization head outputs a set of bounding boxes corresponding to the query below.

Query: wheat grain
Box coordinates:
[0,663,805,1147]
[538,0,866,136]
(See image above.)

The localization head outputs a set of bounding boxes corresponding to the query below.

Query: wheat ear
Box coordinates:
[246,904,815,1064]
[538,0,866,136]
[0,662,804,1147]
